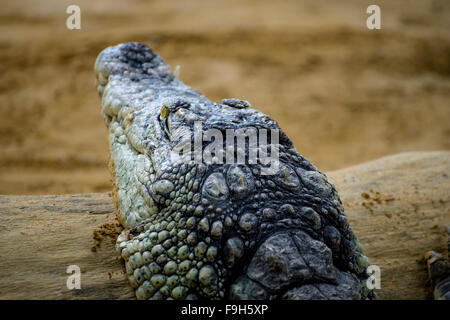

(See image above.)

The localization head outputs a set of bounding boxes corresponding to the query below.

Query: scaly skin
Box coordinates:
[94,42,374,300]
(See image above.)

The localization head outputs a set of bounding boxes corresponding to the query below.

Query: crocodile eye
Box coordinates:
[160,105,169,119]
[159,105,171,139]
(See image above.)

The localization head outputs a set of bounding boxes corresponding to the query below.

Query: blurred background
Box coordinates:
[0,0,449,195]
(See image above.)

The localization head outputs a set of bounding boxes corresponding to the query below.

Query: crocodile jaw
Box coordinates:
[95,42,200,228]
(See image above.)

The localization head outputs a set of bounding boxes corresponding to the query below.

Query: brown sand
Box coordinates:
[1,0,449,195]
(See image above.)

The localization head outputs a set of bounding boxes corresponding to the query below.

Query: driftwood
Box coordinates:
[0,151,448,299]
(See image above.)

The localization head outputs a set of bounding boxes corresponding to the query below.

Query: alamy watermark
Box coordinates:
[66,5,380,31]
[366,265,381,290]
[366,5,381,30]
[66,265,81,289]
[66,5,81,30]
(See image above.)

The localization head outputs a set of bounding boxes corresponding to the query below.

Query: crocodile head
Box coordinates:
[95,42,374,300]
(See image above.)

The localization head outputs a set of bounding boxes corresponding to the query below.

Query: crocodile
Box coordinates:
[94,42,374,300]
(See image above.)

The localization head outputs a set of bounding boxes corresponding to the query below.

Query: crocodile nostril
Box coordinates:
[221,98,251,109]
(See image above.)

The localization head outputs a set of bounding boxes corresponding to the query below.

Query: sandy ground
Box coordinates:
[0,0,449,195]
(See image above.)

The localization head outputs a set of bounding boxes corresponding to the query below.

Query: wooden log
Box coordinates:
[0,151,448,299]
[0,193,134,299]
[328,151,449,300]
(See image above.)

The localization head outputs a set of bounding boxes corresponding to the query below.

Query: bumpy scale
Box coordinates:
[95,42,375,300]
